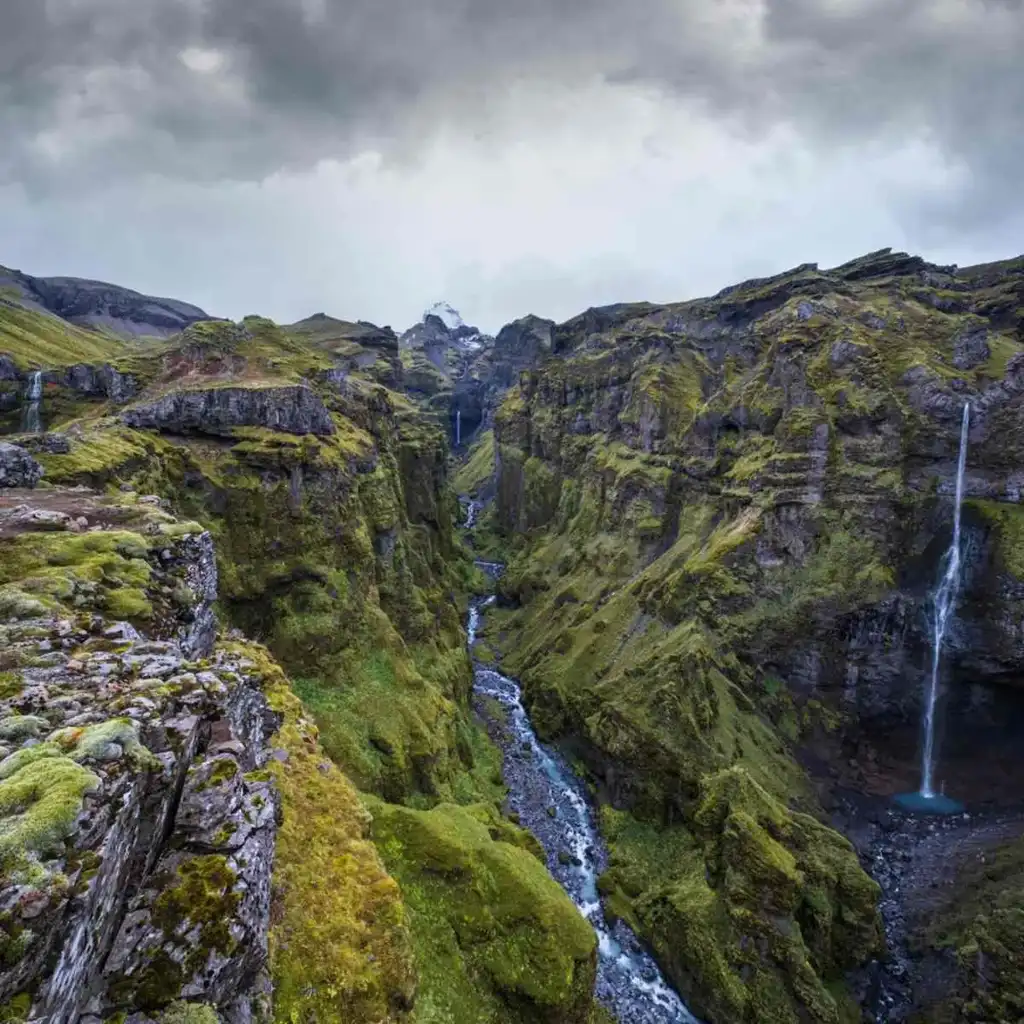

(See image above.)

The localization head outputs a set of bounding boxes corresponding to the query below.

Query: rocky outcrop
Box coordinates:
[54,363,139,403]
[122,385,335,437]
[465,315,556,430]
[0,443,42,488]
[292,315,404,389]
[0,493,280,1023]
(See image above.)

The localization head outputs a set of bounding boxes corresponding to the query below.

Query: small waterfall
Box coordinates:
[21,371,43,434]
[919,401,970,801]
[455,408,462,447]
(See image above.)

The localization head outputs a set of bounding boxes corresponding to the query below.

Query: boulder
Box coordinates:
[0,442,43,488]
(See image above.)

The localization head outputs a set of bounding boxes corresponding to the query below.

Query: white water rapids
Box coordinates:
[468,567,700,1023]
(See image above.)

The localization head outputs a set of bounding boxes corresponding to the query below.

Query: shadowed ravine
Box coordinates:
[468,560,700,1024]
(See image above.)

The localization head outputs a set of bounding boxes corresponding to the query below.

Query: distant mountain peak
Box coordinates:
[423,301,465,332]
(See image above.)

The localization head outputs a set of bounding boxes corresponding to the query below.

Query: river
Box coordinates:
[468,559,700,1024]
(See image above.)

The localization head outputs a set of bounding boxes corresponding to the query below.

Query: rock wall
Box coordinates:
[479,250,1024,1022]
[122,385,335,438]
[0,493,279,1023]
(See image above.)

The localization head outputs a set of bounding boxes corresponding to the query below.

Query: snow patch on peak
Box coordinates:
[424,301,465,332]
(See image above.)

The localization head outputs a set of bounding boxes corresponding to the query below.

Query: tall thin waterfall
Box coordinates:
[21,371,43,433]
[919,401,970,800]
[455,408,461,447]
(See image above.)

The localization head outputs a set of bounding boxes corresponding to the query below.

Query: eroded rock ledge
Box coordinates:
[0,491,282,1023]
[121,385,335,438]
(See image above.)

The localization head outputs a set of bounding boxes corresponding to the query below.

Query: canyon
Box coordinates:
[1,248,1023,1023]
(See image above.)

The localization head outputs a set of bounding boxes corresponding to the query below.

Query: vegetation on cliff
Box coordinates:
[461,249,1024,1023]
[0,300,599,1022]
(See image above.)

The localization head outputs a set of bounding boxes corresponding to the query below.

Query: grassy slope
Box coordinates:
[0,299,129,369]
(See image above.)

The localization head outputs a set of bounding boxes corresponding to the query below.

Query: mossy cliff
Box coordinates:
[0,490,280,1021]
[1,302,598,1022]
[464,249,1024,1022]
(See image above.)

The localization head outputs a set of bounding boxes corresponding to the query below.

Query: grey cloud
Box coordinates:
[2,0,1022,226]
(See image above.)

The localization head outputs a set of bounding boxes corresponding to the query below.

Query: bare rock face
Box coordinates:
[0,443,42,488]
[0,493,281,1023]
[55,363,140,404]
[121,385,336,437]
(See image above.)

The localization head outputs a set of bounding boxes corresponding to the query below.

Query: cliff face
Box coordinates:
[0,295,599,1024]
[0,491,279,1023]
[473,249,1024,1022]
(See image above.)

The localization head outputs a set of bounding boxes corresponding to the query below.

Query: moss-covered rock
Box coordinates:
[368,798,597,1023]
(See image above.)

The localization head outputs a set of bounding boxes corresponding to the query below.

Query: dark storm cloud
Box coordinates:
[2,0,1022,222]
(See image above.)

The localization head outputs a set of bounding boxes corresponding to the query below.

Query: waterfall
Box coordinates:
[455,408,461,447]
[21,371,43,434]
[919,401,970,800]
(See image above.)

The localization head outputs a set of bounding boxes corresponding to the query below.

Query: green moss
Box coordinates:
[967,499,1024,578]
[0,716,49,743]
[0,527,158,621]
[157,1003,220,1024]
[454,430,496,496]
[151,855,241,952]
[50,717,160,771]
[597,771,881,1024]
[214,643,416,1024]
[369,798,597,1023]
[0,993,32,1023]
[198,756,239,789]
[0,755,100,879]
[0,673,21,701]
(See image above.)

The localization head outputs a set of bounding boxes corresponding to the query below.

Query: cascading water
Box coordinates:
[21,371,43,434]
[455,408,461,447]
[910,401,970,810]
[468,564,700,1024]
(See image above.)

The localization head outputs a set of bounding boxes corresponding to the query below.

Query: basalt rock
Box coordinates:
[55,363,139,403]
[122,384,335,437]
[0,492,280,1023]
[0,442,42,488]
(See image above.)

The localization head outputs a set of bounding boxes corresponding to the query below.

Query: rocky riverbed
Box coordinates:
[468,568,700,1024]
[835,791,1024,1022]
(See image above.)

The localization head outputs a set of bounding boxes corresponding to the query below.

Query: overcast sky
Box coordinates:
[2,0,1022,334]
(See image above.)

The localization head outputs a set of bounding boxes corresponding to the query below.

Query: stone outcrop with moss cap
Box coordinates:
[121,384,336,438]
[0,491,281,1022]
[0,445,41,489]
